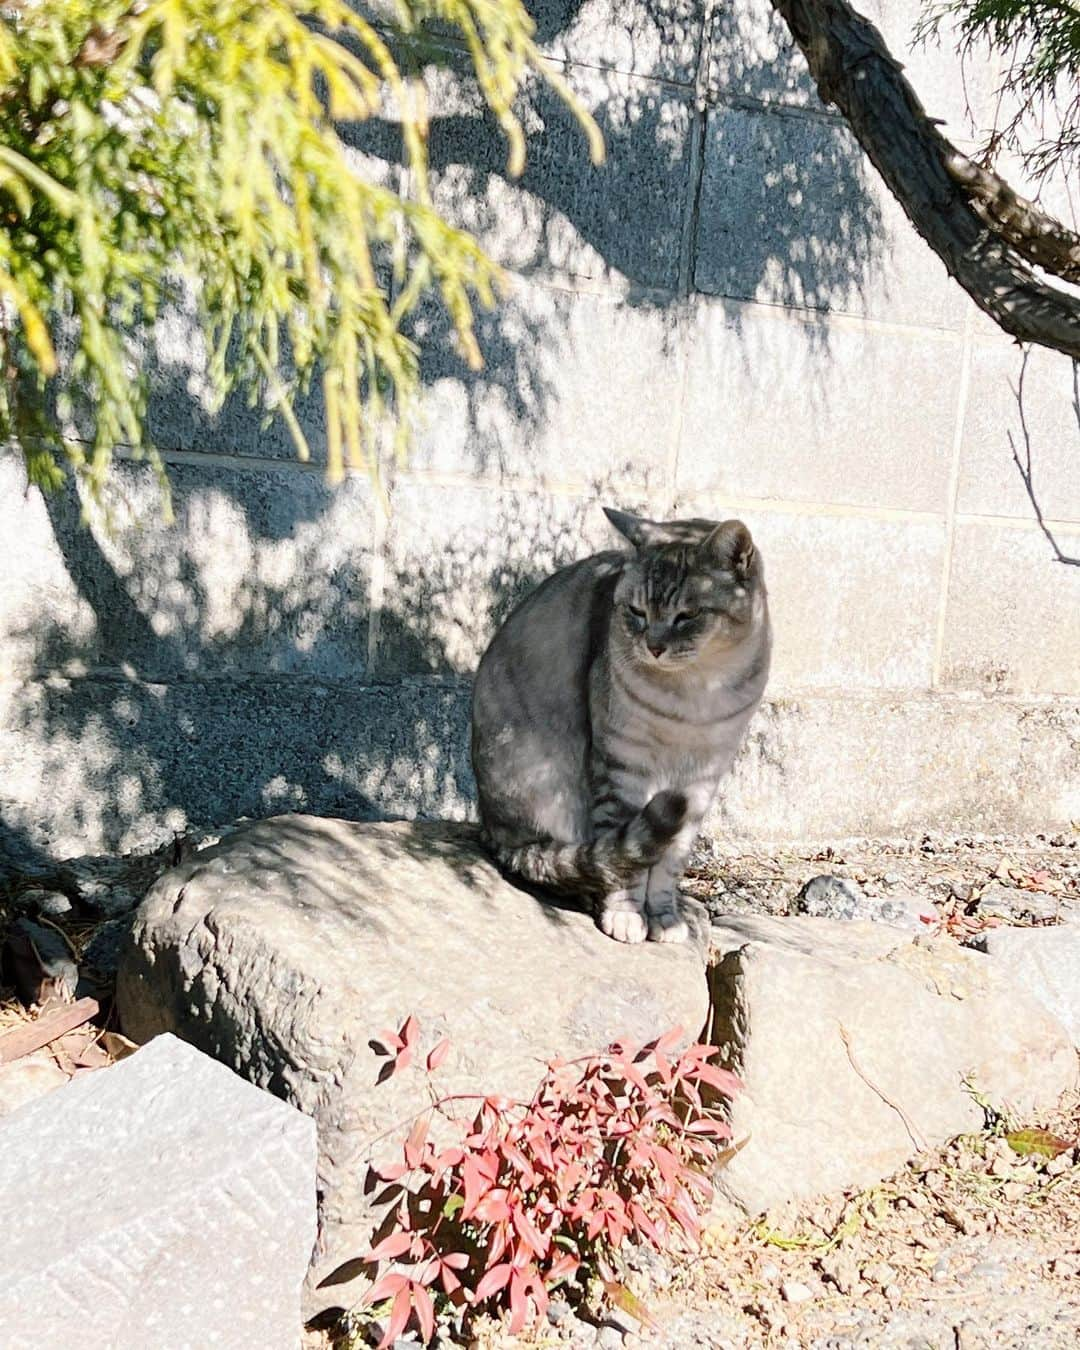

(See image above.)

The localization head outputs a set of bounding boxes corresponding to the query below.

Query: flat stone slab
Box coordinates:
[115,814,711,1316]
[0,1033,317,1349]
[975,925,1080,1049]
[707,915,1078,1215]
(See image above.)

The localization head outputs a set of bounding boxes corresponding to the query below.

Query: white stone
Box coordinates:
[0,1034,317,1349]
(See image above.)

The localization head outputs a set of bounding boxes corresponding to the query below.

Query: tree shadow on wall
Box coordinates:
[0,461,625,872]
[2,1,891,870]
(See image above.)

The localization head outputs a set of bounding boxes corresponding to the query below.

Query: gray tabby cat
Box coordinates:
[471,507,771,943]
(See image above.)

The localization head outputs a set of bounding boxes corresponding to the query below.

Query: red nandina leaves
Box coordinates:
[362,1271,407,1305]
[412,1282,435,1343]
[474,1261,513,1301]
[360,1016,737,1345]
[380,1287,411,1347]
[404,1115,429,1168]
[365,1231,412,1264]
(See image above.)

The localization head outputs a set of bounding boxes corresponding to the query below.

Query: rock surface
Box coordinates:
[707,916,1078,1215]
[975,880,1075,925]
[791,874,931,930]
[975,925,1080,1049]
[0,1033,316,1349]
[115,813,711,1316]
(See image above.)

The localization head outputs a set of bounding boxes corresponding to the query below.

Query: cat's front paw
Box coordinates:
[598,901,648,944]
[648,911,690,943]
[646,898,690,944]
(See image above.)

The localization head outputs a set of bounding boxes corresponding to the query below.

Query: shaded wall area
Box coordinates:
[2,0,1079,867]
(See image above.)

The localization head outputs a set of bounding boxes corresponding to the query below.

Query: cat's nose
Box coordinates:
[646,630,667,658]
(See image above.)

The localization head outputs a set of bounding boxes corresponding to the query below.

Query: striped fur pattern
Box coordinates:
[471,507,772,944]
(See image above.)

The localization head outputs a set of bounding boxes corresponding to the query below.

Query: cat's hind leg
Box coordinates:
[597,876,648,944]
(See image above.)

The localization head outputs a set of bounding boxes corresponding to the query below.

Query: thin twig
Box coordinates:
[838,1022,930,1153]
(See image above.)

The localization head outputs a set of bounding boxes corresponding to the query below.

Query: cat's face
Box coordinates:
[606,508,763,668]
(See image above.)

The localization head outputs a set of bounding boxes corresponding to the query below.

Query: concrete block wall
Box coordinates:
[2,0,1079,864]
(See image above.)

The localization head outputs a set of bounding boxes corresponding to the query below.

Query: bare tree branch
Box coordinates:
[945,150,1080,286]
[770,0,1080,361]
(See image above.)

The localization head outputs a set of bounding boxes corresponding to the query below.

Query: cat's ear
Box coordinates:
[701,519,755,575]
[603,507,659,549]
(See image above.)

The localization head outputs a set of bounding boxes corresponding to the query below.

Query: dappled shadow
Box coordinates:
[1008,350,1080,567]
[3,1,893,878]
[1,453,624,938]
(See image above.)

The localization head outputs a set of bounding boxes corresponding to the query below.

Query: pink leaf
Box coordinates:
[461,1156,488,1220]
[690,1062,741,1096]
[654,1026,684,1056]
[474,1188,511,1224]
[404,1115,429,1168]
[378,1286,412,1348]
[401,1014,421,1049]
[474,1261,513,1302]
[412,1281,435,1344]
[508,1271,529,1334]
[426,1036,451,1071]
[547,1252,580,1284]
[375,1029,404,1053]
[684,1117,732,1138]
[362,1272,408,1306]
[512,1206,547,1257]
[365,1231,412,1264]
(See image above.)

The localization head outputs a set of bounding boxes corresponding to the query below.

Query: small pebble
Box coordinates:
[547,1298,571,1326]
[780,1279,813,1304]
[597,1325,625,1350]
[968,1260,1006,1281]
[16,888,74,918]
[861,1261,897,1288]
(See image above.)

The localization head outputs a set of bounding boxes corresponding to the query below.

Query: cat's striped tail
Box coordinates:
[486,790,688,896]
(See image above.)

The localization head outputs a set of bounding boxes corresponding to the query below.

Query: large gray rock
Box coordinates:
[707,916,1078,1215]
[0,1034,316,1349]
[975,925,1080,1049]
[116,814,711,1316]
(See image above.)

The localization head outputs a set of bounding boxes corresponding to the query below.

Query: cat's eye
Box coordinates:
[626,606,646,630]
[674,610,700,628]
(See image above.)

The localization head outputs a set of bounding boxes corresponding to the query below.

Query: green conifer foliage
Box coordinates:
[0,1,601,513]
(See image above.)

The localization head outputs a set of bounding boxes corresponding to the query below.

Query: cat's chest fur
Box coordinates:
[591,648,760,778]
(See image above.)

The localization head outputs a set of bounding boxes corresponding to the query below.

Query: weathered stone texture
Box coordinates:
[115,814,711,1316]
[0,1034,317,1349]
[707,916,1078,1215]
[976,925,1080,1050]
